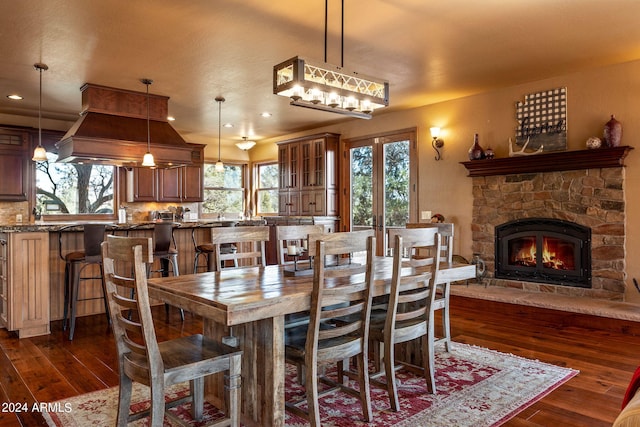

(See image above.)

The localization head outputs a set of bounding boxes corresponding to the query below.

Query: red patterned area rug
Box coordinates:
[43,343,577,427]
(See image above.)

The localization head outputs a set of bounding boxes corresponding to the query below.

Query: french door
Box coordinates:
[346,129,417,255]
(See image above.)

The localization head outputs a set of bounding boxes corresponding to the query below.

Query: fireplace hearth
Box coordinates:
[495,218,591,288]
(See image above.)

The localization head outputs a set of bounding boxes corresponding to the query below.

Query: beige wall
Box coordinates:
[249,59,640,303]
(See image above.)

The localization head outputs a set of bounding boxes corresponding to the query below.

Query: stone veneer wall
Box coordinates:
[471,167,625,300]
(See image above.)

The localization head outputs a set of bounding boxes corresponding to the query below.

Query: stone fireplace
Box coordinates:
[462,146,632,300]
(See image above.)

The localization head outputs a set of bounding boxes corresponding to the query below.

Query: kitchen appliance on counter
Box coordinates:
[149,210,174,221]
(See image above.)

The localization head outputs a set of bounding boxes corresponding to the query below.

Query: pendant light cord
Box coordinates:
[324,0,328,63]
[145,80,151,152]
[323,0,345,67]
[38,67,42,147]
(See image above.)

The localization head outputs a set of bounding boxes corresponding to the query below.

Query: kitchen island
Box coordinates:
[0,219,266,338]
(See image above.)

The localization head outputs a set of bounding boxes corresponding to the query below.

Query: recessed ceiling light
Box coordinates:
[167,116,175,121]
[261,112,272,118]
[7,94,23,100]
[223,123,233,128]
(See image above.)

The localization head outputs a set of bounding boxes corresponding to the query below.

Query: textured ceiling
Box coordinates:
[1,0,640,148]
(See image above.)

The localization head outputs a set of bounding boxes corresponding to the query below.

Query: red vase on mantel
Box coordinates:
[468,133,485,160]
[603,114,622,147]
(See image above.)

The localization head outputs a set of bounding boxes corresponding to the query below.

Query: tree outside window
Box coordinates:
[256,163,278,215]
[35,152,114,216]
[202,163,245,218]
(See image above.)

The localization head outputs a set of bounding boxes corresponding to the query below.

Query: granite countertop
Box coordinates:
[0,219,267,233]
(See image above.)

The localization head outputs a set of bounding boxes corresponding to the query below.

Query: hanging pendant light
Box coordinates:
[273,0,389,119]
[236,136,256,151]
[31,63,49,162]
[141,78,156,167]
[215,96,225,172]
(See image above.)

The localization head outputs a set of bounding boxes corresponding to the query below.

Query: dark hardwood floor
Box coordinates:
[1,295,638,426]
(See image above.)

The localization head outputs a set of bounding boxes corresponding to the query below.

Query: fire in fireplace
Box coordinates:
[495,218,591,288]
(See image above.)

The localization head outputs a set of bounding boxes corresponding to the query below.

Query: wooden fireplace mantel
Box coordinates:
[461,145,633,177]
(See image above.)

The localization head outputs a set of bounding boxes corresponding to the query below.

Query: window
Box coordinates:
[202,163,245,218]
[256,162,278,215]
[35,152,115,216]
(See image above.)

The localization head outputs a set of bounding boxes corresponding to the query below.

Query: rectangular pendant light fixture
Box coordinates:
[273,56,389,120]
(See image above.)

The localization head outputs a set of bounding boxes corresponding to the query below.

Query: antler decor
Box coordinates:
[509,137,544,157]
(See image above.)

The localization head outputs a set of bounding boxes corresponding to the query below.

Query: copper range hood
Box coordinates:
[56,83,203,168]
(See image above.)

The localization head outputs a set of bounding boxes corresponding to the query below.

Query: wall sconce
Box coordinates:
[430,127,444,161]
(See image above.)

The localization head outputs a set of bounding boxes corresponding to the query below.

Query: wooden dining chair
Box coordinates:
[101,235,242,427]
[368,229,441,410]
[276,224,326,330]
[405,222,455,351]
[284,230,375,427]
[209,226,270,271]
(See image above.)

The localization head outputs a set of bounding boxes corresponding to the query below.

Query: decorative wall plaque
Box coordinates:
[515,87,567,152]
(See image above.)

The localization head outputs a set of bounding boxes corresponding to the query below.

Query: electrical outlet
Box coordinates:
[421,210,432,220]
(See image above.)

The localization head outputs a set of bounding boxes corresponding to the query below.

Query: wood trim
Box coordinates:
[460,145,633,177]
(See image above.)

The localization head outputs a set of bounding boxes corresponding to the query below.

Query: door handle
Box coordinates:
[378,215,383,231]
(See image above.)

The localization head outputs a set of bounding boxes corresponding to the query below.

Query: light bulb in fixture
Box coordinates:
[215,160,224,172]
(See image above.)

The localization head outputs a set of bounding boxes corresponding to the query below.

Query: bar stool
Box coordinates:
[59,224,109,341]
[193,224,238,273]
[148,222,184,320]
[192,223,215,273]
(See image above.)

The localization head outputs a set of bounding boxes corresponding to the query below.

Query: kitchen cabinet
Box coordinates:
[127,164,203,202]
[277,133,339,216]
[0,127,29,201]
[0,232,50,338]
[127,167,157,202]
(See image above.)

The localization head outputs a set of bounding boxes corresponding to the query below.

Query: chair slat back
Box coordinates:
[388,227,440,268]
[406,222,454,264]
[275,224,325,265]
[210,225,270,271]
[308,230,375,363]
[102,236,162,385]
[307,228,374,258]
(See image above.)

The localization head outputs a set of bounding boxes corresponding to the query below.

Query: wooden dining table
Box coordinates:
[147,256,476,427]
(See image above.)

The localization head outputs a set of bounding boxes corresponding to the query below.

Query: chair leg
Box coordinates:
[99,264,111,326]
[425,325,436,394]
[356,352,373,422]
[169,255,184,321]
[193,252,200,274]
[62,263,70,331]
[190,378,204,421]
[384,339,400,411]
[68,263,81,340]
[149,384,165,427]
[305,361,322,427]
[442,284,451,352]
[116,375,133,427]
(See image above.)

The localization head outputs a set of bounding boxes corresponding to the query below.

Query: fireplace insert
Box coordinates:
[495,218,591,288]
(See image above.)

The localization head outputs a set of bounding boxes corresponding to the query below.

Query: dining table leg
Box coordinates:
[203,314,286,427]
